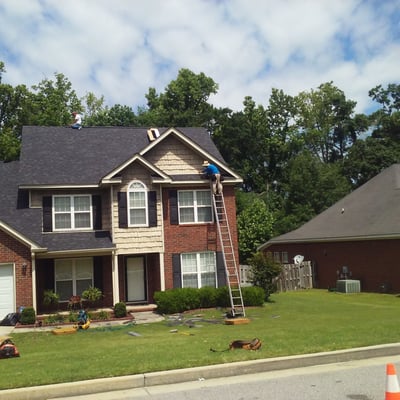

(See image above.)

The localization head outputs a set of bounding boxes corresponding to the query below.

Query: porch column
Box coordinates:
[159,252,165,291]
[31,252,37,310]
[112,251,120,305]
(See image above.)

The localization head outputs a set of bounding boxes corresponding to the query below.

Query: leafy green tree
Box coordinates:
[297,82,363,163]
[275,151,351,234]
[0,128,20,161]
[247,252,282,301]
[237,196,274,262]
[368,83,400,141]
[141,68,218,127]
[0,62,31,160]
[343,136,400,188]
[30,73,82,126]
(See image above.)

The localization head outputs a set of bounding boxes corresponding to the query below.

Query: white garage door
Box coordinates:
[0,264,15,320]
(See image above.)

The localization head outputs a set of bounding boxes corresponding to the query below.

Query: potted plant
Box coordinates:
[82,286,103,308]
[42,290,59,311]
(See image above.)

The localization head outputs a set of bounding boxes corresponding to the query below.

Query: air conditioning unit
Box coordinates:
[336,279,361,293]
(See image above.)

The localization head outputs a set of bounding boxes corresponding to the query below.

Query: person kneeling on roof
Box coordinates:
[71,112,82,130]
[201,160,223,195]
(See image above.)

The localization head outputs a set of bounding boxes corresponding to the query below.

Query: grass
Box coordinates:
[2,289,400,390]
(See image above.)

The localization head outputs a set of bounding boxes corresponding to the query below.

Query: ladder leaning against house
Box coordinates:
[212,193,245,317]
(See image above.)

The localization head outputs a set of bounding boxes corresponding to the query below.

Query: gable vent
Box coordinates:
[147,128,160,142]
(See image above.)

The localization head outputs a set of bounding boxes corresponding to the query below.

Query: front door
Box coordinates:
[126,257,146,302]
[0,264,15,319]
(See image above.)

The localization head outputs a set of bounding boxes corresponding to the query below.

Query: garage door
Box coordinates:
[0,264,15,320]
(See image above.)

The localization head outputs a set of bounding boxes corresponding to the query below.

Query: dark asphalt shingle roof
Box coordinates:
[19,126,225,185]
[262,164,400,247]
[1,126,226,252]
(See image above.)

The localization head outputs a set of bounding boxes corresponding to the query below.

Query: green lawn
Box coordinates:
[2,289,400,390]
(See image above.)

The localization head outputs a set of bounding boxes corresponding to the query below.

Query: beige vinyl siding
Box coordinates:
[112,163,163,254]
[146,136,205,174]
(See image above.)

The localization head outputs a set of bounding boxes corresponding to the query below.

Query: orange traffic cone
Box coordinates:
[386,364,400,400]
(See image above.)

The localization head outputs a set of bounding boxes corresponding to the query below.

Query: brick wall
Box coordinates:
[162,185,239,289]
[265,239,400,292]
[0,230,32,310]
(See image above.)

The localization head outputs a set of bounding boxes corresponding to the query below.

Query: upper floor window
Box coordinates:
[128,181,148,226]
[53,195,92,230]
[178,190,212,224]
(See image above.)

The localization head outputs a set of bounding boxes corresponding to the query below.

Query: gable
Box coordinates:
[145,135,206,175]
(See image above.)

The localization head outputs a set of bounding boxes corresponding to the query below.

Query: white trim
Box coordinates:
[52,194,93,231]
[0,220,44,250]
[127,180,148,227]
[112,251,120,305]
[178,189,213,224]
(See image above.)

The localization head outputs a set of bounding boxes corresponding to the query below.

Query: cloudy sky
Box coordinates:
[0,0,399,114]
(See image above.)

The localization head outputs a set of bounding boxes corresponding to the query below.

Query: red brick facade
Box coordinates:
[0,230,32,309]
[162,185,239,289]
[266,239,400,293]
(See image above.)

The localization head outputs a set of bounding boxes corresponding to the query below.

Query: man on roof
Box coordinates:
[71,112,82,130]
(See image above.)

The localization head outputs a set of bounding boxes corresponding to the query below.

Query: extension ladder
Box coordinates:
[212,193,245,317]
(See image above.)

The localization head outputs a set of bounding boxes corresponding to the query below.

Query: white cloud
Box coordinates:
[0,0,399,114]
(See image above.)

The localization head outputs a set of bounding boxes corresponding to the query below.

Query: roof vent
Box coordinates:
[147,128,160,142]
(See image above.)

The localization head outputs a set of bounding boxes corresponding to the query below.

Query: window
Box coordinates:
[53,195,92,230]
[55,258,93,301]
[128,181,148,226]
[181,252,216,288]
[178,190,212,223]
[282,252,289,263]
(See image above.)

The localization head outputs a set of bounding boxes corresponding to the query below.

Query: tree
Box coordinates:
[343,136,400,188]
[274,151,351,234]
[0,62,31,161]
[368,83,400,141]
[297,82,362,163]
[247,251,282,301]
[30,73,82,126]
[142,68,218,127]
[237,195,274,262]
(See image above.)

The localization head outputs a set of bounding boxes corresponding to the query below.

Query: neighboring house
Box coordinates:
[0,126,242,318]
[259,164,400,293]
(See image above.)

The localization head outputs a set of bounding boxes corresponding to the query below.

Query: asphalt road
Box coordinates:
[53,355,400,400]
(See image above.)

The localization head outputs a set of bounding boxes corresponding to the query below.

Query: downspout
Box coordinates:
[110,185,120,304]
[31,251,37,310]
[159,185,165,291]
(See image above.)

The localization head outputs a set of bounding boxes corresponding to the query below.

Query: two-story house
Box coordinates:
[0,126,242,318]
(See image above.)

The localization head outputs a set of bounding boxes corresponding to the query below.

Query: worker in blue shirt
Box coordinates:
[202,160,223,195]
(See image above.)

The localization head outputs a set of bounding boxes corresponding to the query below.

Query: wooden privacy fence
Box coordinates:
[275,261,313,292]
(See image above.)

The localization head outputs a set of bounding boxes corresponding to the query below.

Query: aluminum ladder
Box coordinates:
[212,193,245,317]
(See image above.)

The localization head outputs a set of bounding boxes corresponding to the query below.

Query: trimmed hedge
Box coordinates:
[154,286,265,314]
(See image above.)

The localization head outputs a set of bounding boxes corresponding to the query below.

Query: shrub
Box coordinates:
[20,307,36,325]
[247,251,282,301]
[154,289,182,314]
[215,286,230,308]
[198,286,218,308]
[44,313,65,324]
[114,302,127,318]
[242,286,265,306]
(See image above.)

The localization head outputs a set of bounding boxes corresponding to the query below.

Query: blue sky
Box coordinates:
[0,0,399,114]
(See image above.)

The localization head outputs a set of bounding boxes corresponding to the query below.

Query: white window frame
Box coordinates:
[53,194,92,231]
[54,258,94,302]
[178,190,213,224]
[128,180,148,227]
[181,251,217,289]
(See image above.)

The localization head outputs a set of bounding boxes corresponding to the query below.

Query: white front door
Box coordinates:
[127,257,146,302]
[0,264,15,319]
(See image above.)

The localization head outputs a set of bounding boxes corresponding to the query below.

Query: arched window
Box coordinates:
[128,181,148,226]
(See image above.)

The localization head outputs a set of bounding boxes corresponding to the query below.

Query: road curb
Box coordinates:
[3,342,400,399]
